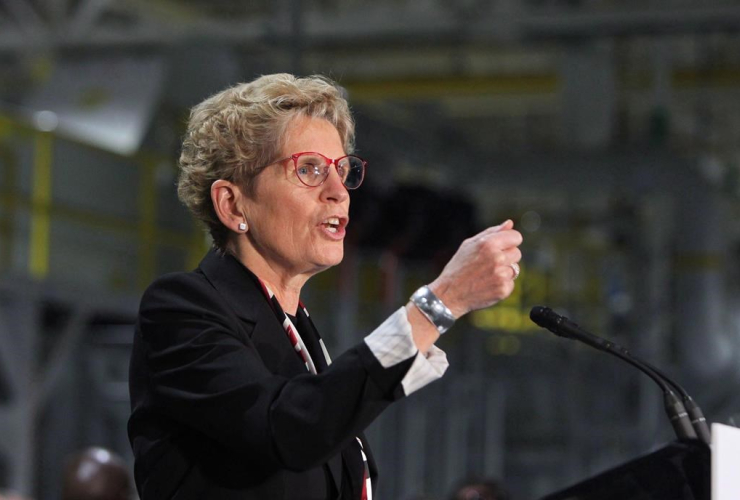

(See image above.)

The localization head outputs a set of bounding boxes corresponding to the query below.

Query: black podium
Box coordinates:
[541,441,710,500]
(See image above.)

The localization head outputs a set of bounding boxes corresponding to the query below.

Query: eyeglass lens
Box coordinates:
[295,153,364,189]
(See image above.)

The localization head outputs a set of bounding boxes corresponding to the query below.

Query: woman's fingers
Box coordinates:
[473,219,514,241]
[431,221,523,318]
[502,246,522,265]
[481,227,523,250]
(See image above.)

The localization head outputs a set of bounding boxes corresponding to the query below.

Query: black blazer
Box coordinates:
[128,250,415,499]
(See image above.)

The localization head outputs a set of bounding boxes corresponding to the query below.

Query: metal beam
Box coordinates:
[1,0,45,32]
[0,303,22,395]
[44,0,69,27]
[523,5,740,39]
[29,307,90,414]
[0,293,39,494]
[0,277,138,494]
[67,0,114,37]
[3,3,740,52]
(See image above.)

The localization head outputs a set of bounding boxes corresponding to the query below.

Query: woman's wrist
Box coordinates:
[405,302,440,354]
[409,285,456,334]
[427,280,466,319]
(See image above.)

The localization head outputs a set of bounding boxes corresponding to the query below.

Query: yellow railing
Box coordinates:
[29,131,53,279]
[0,113,208,290]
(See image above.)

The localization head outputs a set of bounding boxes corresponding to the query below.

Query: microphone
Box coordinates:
[530,306,709,443]
[637,358,711,444]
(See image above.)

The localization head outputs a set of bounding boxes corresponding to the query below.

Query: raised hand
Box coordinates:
[429,219,523,318]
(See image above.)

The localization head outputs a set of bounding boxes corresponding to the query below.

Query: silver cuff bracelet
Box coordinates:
[410,285,456,334]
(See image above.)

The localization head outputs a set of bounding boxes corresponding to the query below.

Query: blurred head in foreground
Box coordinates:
[450,478,511,500]
[61,447,132,500]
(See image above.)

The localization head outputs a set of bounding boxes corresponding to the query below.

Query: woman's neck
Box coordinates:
[261,276,303,315]
[229,241,308,315]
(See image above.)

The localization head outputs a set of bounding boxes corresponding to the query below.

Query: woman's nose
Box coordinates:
[320,164,349,203]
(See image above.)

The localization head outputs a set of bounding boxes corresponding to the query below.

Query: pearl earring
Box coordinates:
[238,222,247,231]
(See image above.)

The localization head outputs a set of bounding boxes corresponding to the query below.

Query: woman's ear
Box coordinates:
[211,180,248,233]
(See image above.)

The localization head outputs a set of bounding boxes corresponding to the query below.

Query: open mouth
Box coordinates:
[321,216,348,234]
[322,217,341,233]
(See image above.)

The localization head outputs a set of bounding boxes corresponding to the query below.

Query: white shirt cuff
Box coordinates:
[364,307,449,396]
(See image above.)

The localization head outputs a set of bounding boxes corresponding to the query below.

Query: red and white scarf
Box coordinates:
[256,279,372,499]
[257,279,332,373]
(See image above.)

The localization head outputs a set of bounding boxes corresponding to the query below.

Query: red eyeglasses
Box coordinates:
[268,151,367,190]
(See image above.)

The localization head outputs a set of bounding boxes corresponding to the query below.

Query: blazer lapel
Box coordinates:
[197,249,344,493]
[294,309,343,490]
[198,249,306,377]
[295,308,329,372]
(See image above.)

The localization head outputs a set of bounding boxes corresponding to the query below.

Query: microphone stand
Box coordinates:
[530,306,708,443]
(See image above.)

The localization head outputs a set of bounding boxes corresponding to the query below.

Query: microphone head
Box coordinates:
[529,306,554,328]
[530,305,571,338]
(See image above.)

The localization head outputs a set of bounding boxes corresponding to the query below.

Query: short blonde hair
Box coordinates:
[177,73,355,250]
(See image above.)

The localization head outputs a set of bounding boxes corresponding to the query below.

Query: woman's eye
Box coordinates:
[298,164,315,175]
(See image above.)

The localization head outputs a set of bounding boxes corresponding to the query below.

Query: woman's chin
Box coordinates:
[312,248,344,273]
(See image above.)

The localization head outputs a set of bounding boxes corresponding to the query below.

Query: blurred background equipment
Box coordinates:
[22,55,166,155]
[2,0,740,499]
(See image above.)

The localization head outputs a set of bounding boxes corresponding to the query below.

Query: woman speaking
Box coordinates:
[128,74,522,499]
